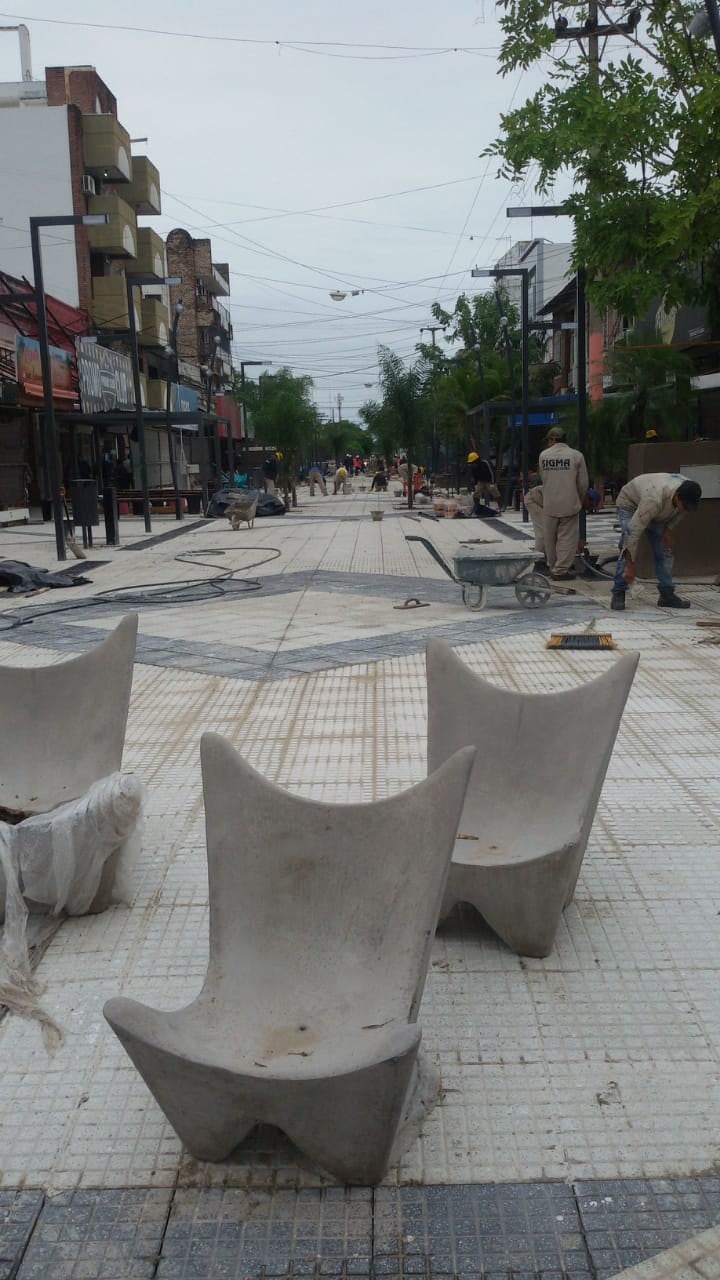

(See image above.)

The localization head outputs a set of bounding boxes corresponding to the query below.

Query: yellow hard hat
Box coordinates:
[275,450,283,460]
[467,451,479,463]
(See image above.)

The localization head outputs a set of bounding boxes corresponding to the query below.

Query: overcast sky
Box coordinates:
[0,1,574,419]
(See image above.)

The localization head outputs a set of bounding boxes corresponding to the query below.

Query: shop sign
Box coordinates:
[170,383,200,413]
[0,322,17,382]
[76,339,135,413]
[15,334,75,401]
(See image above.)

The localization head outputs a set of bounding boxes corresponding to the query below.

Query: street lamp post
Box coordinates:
[472,265,531,521]
[239,359,271,471]
[164,299,184,521]
[29,213,108,561]
[125,272,181,532]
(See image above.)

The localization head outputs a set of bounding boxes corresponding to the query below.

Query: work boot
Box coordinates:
[658,589,691,608]
[611,591,626,611]
[551,571,576,581]
[534,560,551,574]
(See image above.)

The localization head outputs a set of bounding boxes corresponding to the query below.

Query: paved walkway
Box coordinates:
[0,489,719,1278]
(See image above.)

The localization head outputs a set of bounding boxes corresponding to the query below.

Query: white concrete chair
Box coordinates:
[0,614,139,915]
[105,733,474,1184]
[426,638,638,957]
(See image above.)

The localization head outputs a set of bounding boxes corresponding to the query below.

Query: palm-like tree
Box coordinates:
[374,347,432,509]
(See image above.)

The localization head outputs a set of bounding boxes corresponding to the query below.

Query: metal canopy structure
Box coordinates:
[56,407,231,512]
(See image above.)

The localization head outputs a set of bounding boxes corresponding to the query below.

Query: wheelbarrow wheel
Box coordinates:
[514,573,552,608]
[462,583,488,611]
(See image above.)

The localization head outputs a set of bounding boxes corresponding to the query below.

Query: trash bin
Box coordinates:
[68,479,99,548]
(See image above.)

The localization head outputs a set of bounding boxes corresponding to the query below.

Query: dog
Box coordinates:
[227,497,257,530]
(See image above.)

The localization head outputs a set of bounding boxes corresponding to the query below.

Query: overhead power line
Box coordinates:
[0,11,501,57]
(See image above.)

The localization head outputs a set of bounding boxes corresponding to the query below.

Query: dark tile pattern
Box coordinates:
[16,1188,173,1280]
[0,569,593,683]
[156,1187,373,1280]
[5,1178,720,1279]
[575,1178,720,1279]
[0,1191,44,1280]
[374,1183,589,1280]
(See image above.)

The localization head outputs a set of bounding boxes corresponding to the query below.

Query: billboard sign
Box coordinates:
[15,334,75,401]
[76,339,136,413]
[170,383,200,414]
[0,322,17,382]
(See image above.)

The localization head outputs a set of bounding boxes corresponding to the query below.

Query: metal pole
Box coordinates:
[576,267,588,545]
[520,269,530,522]
[29,220,66,560]
[703,0,720,61]
[165,317,183,520]
[126,277,151,532]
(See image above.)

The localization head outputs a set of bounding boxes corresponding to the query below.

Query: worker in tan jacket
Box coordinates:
[611,473,702,610]
[536,426,588,579]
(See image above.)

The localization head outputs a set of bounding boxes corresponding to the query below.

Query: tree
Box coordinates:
[373,347,432,509]
[422,291,551,481]
[488,0,720,322]
[235,368,318,507]
[359,399,398,470]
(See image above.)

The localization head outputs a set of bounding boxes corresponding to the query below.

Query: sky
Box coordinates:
[0,1,575,420]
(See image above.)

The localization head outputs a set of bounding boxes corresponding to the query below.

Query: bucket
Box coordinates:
[342,482,352,494]
[371,509,383,522]
[445,499,458,518]
[433,498,446,518]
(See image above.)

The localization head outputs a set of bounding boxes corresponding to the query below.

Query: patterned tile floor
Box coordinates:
[1,492,719,1277]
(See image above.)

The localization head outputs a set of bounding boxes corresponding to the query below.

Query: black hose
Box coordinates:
[0,545,284,633]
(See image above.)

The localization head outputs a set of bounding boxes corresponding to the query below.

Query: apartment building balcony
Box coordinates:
[212,296,232,336]
[196,261,230,297]
[86,195,137,259]
[138,297,170,348]
[82,114,132,182]
[146,378,169,410]
[122,156,161,215]
[90,276,140,331]
[135,227,166,280]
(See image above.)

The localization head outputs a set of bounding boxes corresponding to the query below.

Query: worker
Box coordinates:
[611,473,702,610]
[524,484,548,571]
[467,451,502,514]
[537,426,588,581]
[333,464,348,494]
[307,464,327,496]
[262,453,279,494]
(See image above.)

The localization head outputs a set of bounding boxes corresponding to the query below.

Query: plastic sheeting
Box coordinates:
[0,772,144,1051]
[0,560,92,592]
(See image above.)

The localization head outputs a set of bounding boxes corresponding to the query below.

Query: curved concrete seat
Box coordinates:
[0,614,139,914]
[427,638,638,957]
[105,733,475,1184]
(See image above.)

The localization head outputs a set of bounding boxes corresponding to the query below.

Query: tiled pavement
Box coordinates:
[1,492,720,1278]
[4,1180,720,1277]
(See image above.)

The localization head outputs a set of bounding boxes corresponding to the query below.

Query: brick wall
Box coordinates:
[166,229,201,366]
[45,66,117,116]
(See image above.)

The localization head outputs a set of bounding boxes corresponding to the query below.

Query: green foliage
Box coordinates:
[489,0,720,320]
[232,367,319,494]
[372,347,433,507]
[602,326,696,438]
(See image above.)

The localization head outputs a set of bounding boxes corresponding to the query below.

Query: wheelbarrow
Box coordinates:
[404,534,552,611]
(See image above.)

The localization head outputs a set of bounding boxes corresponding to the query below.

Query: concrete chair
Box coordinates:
[426,638,638,957]
[105,733,475,1184]
[0,614,139,914]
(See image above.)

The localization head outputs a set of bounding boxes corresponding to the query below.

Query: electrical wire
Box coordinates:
[0,11,502,56]
[0,545,284,632]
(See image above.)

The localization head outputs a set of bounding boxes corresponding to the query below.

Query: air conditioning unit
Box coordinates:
[81,174,96,196]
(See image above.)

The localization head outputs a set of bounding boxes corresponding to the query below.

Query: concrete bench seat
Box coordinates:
[426,637,638,957]
[105,733,474,1185]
